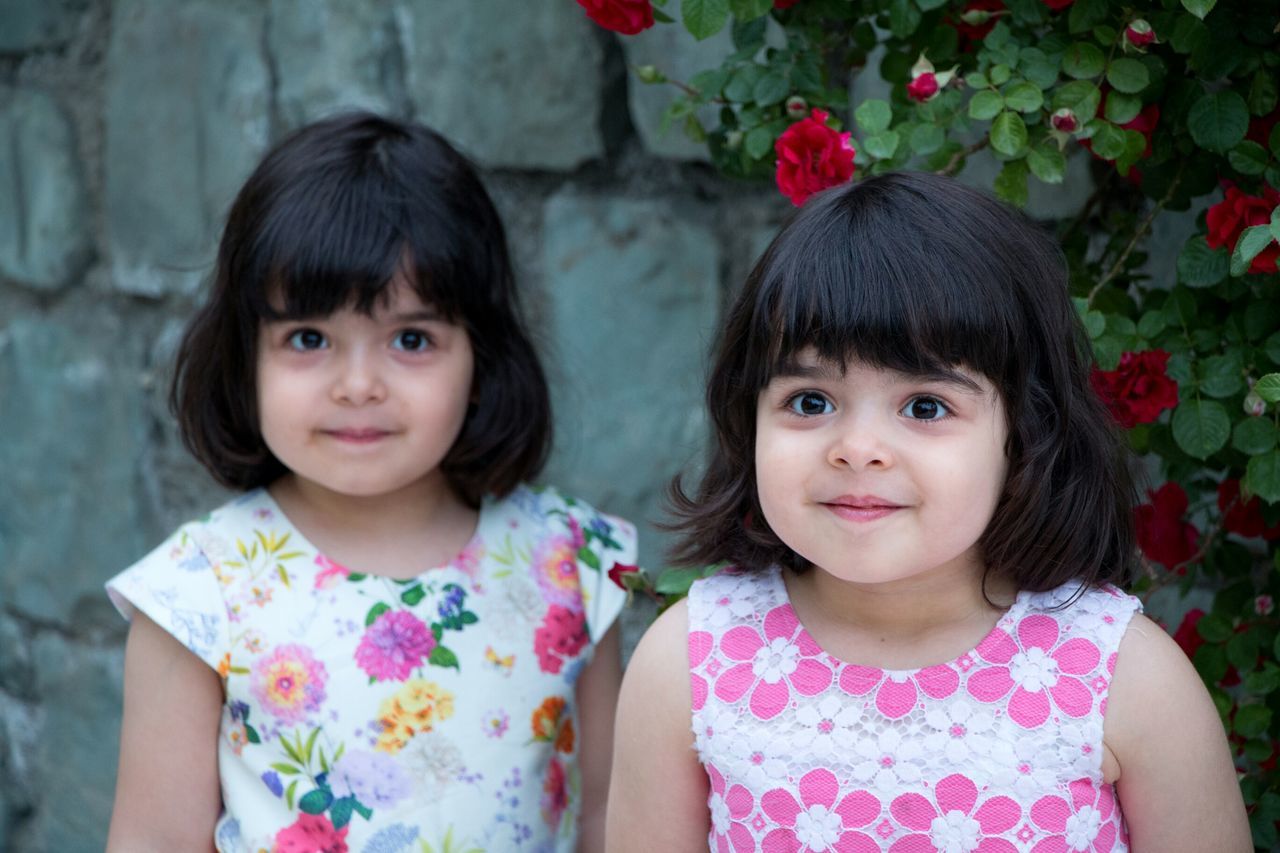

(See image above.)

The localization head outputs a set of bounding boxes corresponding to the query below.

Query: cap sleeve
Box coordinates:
[576,507,639,645]
[105,524,231,673]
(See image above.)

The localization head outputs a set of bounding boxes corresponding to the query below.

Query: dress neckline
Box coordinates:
[766,565,1029,677]
[247,487,492,584]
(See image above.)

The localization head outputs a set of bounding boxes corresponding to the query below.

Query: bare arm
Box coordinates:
[106,610,224,853]
[605,599,710,852]
[1106,613,1251,853]
[578,623,623,853]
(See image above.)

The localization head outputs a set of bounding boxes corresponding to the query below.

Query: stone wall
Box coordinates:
[0,1,786,847]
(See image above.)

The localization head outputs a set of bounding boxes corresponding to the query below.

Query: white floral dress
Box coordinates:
[687,567,1141,853]
[106,484,637,853]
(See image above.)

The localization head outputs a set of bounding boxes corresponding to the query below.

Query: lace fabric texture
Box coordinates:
[687,567,1141,853]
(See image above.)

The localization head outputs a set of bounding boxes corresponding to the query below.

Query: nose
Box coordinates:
[331,348,386,405]
[826,412,894,470]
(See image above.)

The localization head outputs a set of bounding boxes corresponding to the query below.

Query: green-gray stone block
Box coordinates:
[400,0,603,170]
[0,0,85,53]
[103,0,269,296]
[541,193,719,571]
[0,87,91,291]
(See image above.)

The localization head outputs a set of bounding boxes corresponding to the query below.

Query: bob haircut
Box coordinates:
[669,171,1136,593]
[172,111,550,505]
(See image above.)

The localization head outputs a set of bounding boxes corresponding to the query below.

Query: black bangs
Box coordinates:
[746,172,1055,396]
[228,115,504,327]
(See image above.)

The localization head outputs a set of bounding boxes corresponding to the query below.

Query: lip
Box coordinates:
[821,494,905,522]
[323,428,393,444]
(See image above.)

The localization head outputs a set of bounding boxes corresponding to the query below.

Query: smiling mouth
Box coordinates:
[821,497,905,522]
[324,429,392,444]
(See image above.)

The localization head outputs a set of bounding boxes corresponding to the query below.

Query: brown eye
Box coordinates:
[393,329,431,352]
[286,329,326,351]
[787,392,833,416]
[902,396,948,420]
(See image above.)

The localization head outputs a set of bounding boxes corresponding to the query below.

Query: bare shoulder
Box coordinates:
[622,597,694,717]
[1105,612,1252,852]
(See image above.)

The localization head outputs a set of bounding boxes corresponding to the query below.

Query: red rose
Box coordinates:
[1135,482,1199,572]
[1171,608,1206,659]
[1125,19,1155,48]
[1050,108,1078,133]
[1205,184,1280,275]
[775,0,803,7]
[906,72,939,103]
[607,562,640,590]
[1218,479,1280,540]
[575,0,654,35]
[950,0,1004,47]
[774,108,856,206]
[1042,0,1073,9]
[1089,349,1179,429]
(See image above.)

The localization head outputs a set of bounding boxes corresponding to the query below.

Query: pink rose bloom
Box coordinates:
[355,610,435,682]
[907,72,940,102]
[534,605,588,674]
[274,813,348,853]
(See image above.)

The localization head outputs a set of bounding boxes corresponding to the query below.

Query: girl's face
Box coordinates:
[754,349,1009,589]
[255,273,474,503]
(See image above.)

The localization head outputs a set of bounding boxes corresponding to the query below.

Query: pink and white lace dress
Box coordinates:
[686,567,1141,853]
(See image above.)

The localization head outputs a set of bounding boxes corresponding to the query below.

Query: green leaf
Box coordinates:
[1199,353,1243,398]
[245,724,260,744]
[270,762,303,775]
[1228,630,1261,673]
[993,158,1029,206]
[1198,613,1233,643]
[1250,70,1279,118]
[578,545,602,570]
[1257,374,1280,403]
[1235,705,1273,740]
[1062,42,1105,79]
[989,65,1012,87]
[304,727,320,763]
[1234,416,1278,455]
[909,124,945,155]
[1246,451,1280,504]
[1180,0,1217,19]
[862,130,901,160]
[1027,145,1066,184]
[429,644,460,670]
[1003,82,1044,113]
[1088,121,1126,160]
[989,111,1028,156]
[1172,399,1231,459]
[298,789,333,815]
[1245,665,1280,696]
[1229,141,1271,176]
[1176,236,1228,288]
[1103,92,1142,125]
[682,0,730,40]
[365,602,390,627]
[654,566,712,596]
[753,70,790,106]
[1106,58,1149,94]
[915,0,949,9]
[345,572,367,582]
[744,126,774,159]
[966,72,990,89]
[729,0,773,21]
[1231,225,1276,276]
[285,779,299,810]
[969,91,1005,121]
[1082,310,1106,338]
[1020,47,1060,89]
[1188,90,1250,154]
[889,0,922,37]
[854,99,892,133]
[400,584,426,606]
[1067,0,1108,34]
[1137,310,1167,340]
[330,797,355,830]
[1052,81,1101,121]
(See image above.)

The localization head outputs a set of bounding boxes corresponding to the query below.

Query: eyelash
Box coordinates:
[781,391,954,422]
[282,328,434,353]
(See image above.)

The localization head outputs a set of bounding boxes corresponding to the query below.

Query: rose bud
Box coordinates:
[907,72,939,103]
[725,129,744,150]
[959,8,993,26]
[1051,108,1078,133]
[1244,390,1267,417]
[636,64,665,84]
[1125,19,1155,48]
[785,95,809,119]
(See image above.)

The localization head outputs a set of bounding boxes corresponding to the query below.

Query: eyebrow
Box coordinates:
[772,359,986,395]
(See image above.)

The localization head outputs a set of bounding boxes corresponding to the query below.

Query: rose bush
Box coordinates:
[581,0,1280,843]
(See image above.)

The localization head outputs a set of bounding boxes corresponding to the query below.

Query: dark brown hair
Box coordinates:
[171,112,550,505]
[669,171,1136,592]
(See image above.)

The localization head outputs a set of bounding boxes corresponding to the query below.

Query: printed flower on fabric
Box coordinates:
[534,604,588,674]
[715,605,833,719]
[967,614,1100,728]
[327,749,413,811]
[314,554,350,590]
[250,644,328,723]
[761,768,882,852]
[920,698,1000,766]
[889,773,1021,853]
[400,731,465,790]
[1029,779,1120,853]
[707,763,755,852]
[532,695,575,754]
[532,518,585,610]
[775,108,856,206]
[790,693,863,756]
[690,629,714,712]
[705,575,759,630]
[850,727,925,795]
[839,661,960,719]
[375,679,455,753]
[983,724,1065,801]
[356,610,436,682]
[725,728,793,791]
[274,813,349,853]
[541,757,570,831]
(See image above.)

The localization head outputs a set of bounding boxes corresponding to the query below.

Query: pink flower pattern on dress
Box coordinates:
[967,614,1100,727]
[354,610,435,682]
[687,569,1139,853]
[888,773,1021,852]
[716,605,833,719]
[760,768,881,852]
